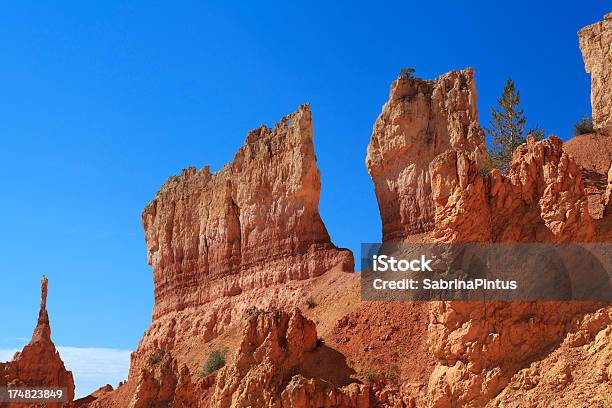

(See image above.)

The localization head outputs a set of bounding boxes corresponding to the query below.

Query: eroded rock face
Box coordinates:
[366,68,487,241]
[128,352,199,408]
[563,132,612,220]
[0,276,75,406]
[426,300,603,408]
[492,137,594,242]
[429,149,491,242]
[430,136,594,243]
[130,104,353,381]
[425,137,598,406]
[208,308,370,408]
[143,104,353,321]
[489,307,612,408]
[367,66,607,407]
[579,13,612,132]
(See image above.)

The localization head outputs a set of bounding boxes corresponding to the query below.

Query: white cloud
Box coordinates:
[0,349,19,361]
[0,347,131,398]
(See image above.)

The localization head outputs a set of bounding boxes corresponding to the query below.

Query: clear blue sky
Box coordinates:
[0,1,608,354]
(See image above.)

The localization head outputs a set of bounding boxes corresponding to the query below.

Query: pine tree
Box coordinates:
[486,79,543,173]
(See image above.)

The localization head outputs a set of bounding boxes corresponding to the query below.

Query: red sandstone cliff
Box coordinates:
[142,103,352,322]
[85,12,611,408]
[125,104,354,395]
[366,68,487,241]
[0,276,75,407]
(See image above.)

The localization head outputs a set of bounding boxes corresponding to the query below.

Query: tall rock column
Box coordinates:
[366,68,487,241]
[367,67,600,407]
[142,104,353,321]
[0,276,75,405]
[579,13,612,133]
[130,104,353,380]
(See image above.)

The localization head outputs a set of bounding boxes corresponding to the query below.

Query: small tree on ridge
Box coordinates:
[486,78,543,173]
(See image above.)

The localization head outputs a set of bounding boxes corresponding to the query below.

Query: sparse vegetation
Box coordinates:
[198,347,228,378]
[574,116,594,135]
[480,167,491,178]
[527,125,545,141]
[361,365,400,385]
[361,368,378,384]
[147,349,165,366]
[385,364,399,384]
[362,367,379,384]
[305,297,317,309]
[486,78,544,173]
[399,67,416,78]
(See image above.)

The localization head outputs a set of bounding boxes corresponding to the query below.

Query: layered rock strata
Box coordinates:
[0,276,75,406]
[579,13,612,132]
[131,105,353,378]
[143,104,352,320]
[366,68,487,241]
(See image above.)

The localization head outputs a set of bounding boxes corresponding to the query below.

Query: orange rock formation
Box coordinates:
[127,104,354,391]
[366,68,487,241]
[579,12,612,133]
[0,276,75,407]
[80,11,612,408]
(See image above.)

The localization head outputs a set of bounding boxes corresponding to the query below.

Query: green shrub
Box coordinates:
[198,347,228,378]
[362,367,379,384]
[398,68,416,78]
[486,78,544,173]
[305,297,317,309]
[527,125,545,141]
[385,364,399,384]
[147,349,165,366]
[574,117,594,135]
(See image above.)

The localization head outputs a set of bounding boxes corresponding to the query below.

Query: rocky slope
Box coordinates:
[579,12,612,133]
[0,276,75,407]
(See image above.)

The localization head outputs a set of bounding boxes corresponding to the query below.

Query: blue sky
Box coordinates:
[0,1,608,396]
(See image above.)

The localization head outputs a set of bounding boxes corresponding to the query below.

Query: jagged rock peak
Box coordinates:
[366,68,487,241]
[0,276,75,404]
[142,104,353,320]
[32,274,51,342]
[579,12,612,132]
